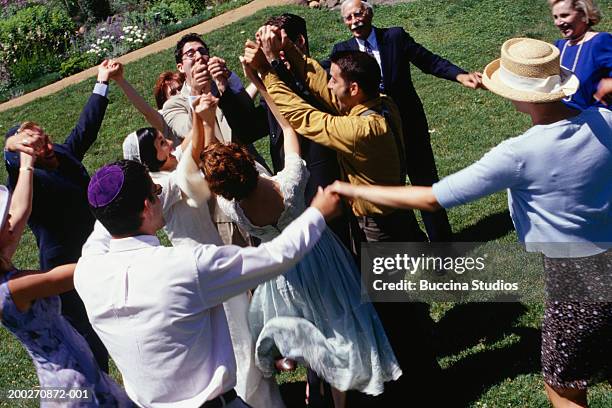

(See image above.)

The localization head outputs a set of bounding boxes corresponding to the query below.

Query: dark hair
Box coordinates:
[175,33,208,64]
[136,127,166,172]
[154,71,185,109]
[264,13,309,53]
[90,160,155,236]
[200,143,259,201]
[330,50,381,99]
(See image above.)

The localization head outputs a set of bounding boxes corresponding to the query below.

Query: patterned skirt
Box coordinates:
[541,251,612,389]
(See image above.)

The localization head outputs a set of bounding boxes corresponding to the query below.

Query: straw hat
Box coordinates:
[0,185,10,232]
[483,38,579,103]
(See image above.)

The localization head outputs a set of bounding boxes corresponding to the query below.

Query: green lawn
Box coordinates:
[1,0,611,406]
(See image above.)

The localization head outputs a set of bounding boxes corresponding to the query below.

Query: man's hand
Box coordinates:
[310,187,341,222]
[98,60,111,82]
[208,57,230,94]
[6,128,46,156]
[191,60,212,95]
[456,72,483,89]
[243,40,271,74]
[256,25,283,63]
[594,77,612,106]
[193,93,219,124]
[19,150,36,169]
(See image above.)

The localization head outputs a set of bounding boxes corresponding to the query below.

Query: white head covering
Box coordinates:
[122,131,141,162]
[0,185,10,233]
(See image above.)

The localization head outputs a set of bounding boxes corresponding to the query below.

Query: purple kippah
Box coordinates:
[88,164,125,208]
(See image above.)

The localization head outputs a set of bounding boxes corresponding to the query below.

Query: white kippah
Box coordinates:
[122,131,141,162]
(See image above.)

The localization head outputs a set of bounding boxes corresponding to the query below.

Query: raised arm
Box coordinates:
[62,61,111,161]
[0,152,35,263]
[7,263,76,312]
[109,60,167,133]
[240,56,299,156]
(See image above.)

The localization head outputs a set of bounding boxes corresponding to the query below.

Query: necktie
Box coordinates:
[363,40,385,93]
[363,39,374,57]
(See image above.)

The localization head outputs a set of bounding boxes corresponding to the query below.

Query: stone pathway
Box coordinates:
[0,0,292,113]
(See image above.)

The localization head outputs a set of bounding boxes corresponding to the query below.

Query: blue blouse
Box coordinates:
[555,32,612,110]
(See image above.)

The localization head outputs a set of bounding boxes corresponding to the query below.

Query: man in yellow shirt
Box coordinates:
[244,27,426,244]
[243,27,446,405]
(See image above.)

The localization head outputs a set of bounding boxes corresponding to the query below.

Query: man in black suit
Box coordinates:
[3,61,117,372]
[331,0,483,243]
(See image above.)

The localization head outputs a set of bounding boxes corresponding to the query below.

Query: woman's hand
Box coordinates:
[194,93,219,124]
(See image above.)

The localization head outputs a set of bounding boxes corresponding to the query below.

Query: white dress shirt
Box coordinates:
[74,207,326,408]
[356,29,383,74]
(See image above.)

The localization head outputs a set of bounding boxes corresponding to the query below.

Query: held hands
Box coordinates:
[456,72,484,89]
[191,59,212,95]
[208,57,230,94]
[239,56,265,91]
[326,181,358,200]
[193,93,219,124]
[310,187,341,222]
[256,25,285,63]
[6,128,46,156]
[243,39,271,74]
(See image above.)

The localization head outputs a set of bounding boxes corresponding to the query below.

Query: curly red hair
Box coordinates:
[201,143,259,201]
[153,71,185,109]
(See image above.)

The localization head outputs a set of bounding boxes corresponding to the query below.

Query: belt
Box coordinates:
[200,389,238,408]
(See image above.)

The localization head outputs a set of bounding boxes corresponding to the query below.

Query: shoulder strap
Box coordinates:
[360,106,406,184]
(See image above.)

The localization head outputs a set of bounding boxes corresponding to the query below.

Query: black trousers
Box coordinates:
[60,289,109,372]
[403,115,453,243]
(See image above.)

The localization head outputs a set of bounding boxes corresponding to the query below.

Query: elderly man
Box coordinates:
[75,159,340,407]
[3,62,118,372]
[330,0,483,243]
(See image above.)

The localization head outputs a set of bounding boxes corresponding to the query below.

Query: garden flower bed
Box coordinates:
[0,0,252,103]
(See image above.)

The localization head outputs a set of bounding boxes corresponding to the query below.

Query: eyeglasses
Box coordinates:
[182,46,209,61]
[343,10,365,22]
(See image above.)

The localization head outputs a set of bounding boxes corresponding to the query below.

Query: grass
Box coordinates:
[1,0,612,406]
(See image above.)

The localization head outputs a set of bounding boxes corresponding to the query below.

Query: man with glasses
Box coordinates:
[162,33,267,247]
[331,0,483,244]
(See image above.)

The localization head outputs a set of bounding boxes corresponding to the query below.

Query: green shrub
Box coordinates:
[9,50,62,85]
[146,0,193,25]
[59,52,99,77]
[0,4,76,68]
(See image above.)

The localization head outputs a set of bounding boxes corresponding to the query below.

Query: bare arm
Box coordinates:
[241,56,300,156]
[0,152,35,262]
[328,181,442,212]
[109,61,167,133]
[7,263,76,312]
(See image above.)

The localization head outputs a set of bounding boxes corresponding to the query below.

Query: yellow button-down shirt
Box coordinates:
[262,47,405,216]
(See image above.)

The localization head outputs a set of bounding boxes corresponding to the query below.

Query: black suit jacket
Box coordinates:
[330,26,466,140]
[4,91,108,269]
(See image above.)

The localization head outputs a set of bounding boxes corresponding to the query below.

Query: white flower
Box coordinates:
[120,35,125,39]
[126,38,133,42]
[206,6,213,9]
[100,27,106,32]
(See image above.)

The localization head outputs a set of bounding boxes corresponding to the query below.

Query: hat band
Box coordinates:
[498,64,564,94]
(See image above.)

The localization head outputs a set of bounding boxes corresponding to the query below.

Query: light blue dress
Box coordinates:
[0,269,133,407]
[217,153,402,395]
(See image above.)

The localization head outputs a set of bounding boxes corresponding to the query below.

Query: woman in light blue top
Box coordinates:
[330,38,611,408]
[548,0,612,109]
